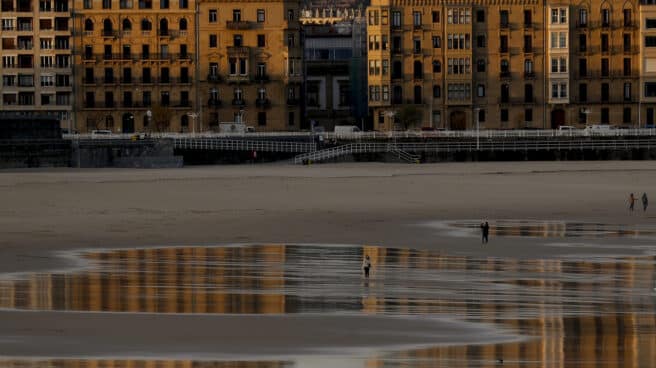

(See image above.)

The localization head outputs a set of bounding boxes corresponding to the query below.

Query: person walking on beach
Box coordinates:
[642,193,648,212]
[362,255,372,278]
[629,193,636,212]
[480,221,490,244]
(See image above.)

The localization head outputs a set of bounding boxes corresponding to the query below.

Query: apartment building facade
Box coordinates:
[366,0,646,130]
[0,0,73,130]
[72,0,197,133]
[197,0,303,131]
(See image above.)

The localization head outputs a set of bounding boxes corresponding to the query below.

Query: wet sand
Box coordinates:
[1,161,656,364]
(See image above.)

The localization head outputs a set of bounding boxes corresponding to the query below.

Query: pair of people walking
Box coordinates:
[629,193,648,212]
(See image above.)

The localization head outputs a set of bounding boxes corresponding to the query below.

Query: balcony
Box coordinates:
[83,77,97,85]
[139,77,154,84]
[175,53,192,61]
[175,100,191,108]
[255,98,271,108]
[120,78,133,84]
[232,98,246,106]
[523,47,533,54]
[227,46,250,57]
[499,47,509,54]
[158,29,179,38]
[176,77,192,84]
[207,74,222,83]
[103,77,117,84]
[622,20,638,29]
[254,74,270,83]
[83,101,116,109]
[576,21,588,29]
[102,30,118,38]
[499,71,511,79]
[623,46,639,54]
[500,22,509,29]
[226,74,250,84]
[524,71,536,79]
[226,21,253,30]
[208,98,222,108]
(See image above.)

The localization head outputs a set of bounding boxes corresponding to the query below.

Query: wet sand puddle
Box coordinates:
[442,219,656,239]
[0,241,655,367]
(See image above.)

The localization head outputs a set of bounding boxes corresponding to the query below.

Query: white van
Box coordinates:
[334,125,361,135]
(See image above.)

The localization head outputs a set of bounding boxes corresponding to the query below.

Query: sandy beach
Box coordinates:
[1,161,656,364]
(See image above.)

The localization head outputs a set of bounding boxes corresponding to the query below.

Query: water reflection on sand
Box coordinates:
[0,243,655,367]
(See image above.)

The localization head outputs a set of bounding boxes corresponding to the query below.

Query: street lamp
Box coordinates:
[474,107,480,151]
[146,109,152,132]
[187,112,198,134]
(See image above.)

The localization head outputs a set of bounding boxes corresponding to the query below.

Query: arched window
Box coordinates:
[123,18,132,30]
[413,60,423,78]
[414,85,422,104]
[432,60,441,73]
[622,7,633,27]
[159,18,169,36]
[141,19,152,31]
[103,18,113,32]
[179,18,188,31]
[84,19,94,31]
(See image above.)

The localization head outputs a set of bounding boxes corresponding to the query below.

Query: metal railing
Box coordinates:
[174,138,315,153]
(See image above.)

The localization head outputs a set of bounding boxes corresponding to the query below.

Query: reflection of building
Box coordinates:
[0,0,73,130]
[366,0,646,130]
[197,0,303,131]
[72,0,197,133]
[302,11,367,130]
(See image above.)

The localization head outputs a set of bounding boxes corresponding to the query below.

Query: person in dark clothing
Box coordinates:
[480,221,490,244]
[629,193,636,212]
[362,255,371,278]
[642,193,648,212]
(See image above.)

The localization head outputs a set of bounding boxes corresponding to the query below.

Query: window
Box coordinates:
[623,108,631,124]
[579,9,588,26]
[476,10,484,23]
[209,9,217,23]
[601,58,609,76]
[525,108,533,122]
[382,85,389,101]
[478,110,485,123]
[500,59,509,73]
[413,11,421,27]
[647,19,656,29]
[102,0,111,9]
[646,36,656,47]
[234,34,243,47]
[602,9,610,27]
[551,57,567,73]
[524,35,532,52]
[601,34,609,52]
[229,58,237,75]
[258,112,267,126]
[179,0,187,8]
[257,34,265,47]
[550,32,567,48]
[446,83,471,100]
[477,59,485,72]
[624,83,632,101]
[160,0,168,9]
[476,35,485,48]
[432,11,440,23]
[601,108,609,124]
[209,34,217,48]
[382,35,388,50]
[239,58,247,75]
[287,33,295,47]
[624,34,631,52]
[288,111,295,126]
[579,59,587,76]
[524,10,532,26]
[624,58,631,76]
[432,36,441,48]
[601,83,609,101]
[500,10,509,27]
[524,59,533,74]
[501,109,508,122]
[447,8,471,24]
[232,9,241,22]
[432,61,441,73]
[234,87,243,101]
[579,83,587,102]
[382,10,389,25]
[392,11,401,27]
[433,85,441,98]
[477,84,485,97]
[645,82,656,97]
[382,60,389,75]
[413,38,421,53]
[579,34,587,52]
[500,35,508,52]
[84,0,91,9]
[257,9,265,22]
[287,9,294,22]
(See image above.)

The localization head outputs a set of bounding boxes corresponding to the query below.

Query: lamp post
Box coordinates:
[146,109,152,132]
[474,107,480,151]
[187,112,198,134]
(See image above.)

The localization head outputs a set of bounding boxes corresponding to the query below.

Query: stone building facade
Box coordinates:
[72,0,197,133]
[197,0,303,131]
[366,0,650,130]
[0,0,73,130]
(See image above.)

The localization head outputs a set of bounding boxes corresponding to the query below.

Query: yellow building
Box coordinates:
[72,0,197,133]
[197,0,303,131]
[0,0,73,130]
[367,0,645,130]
